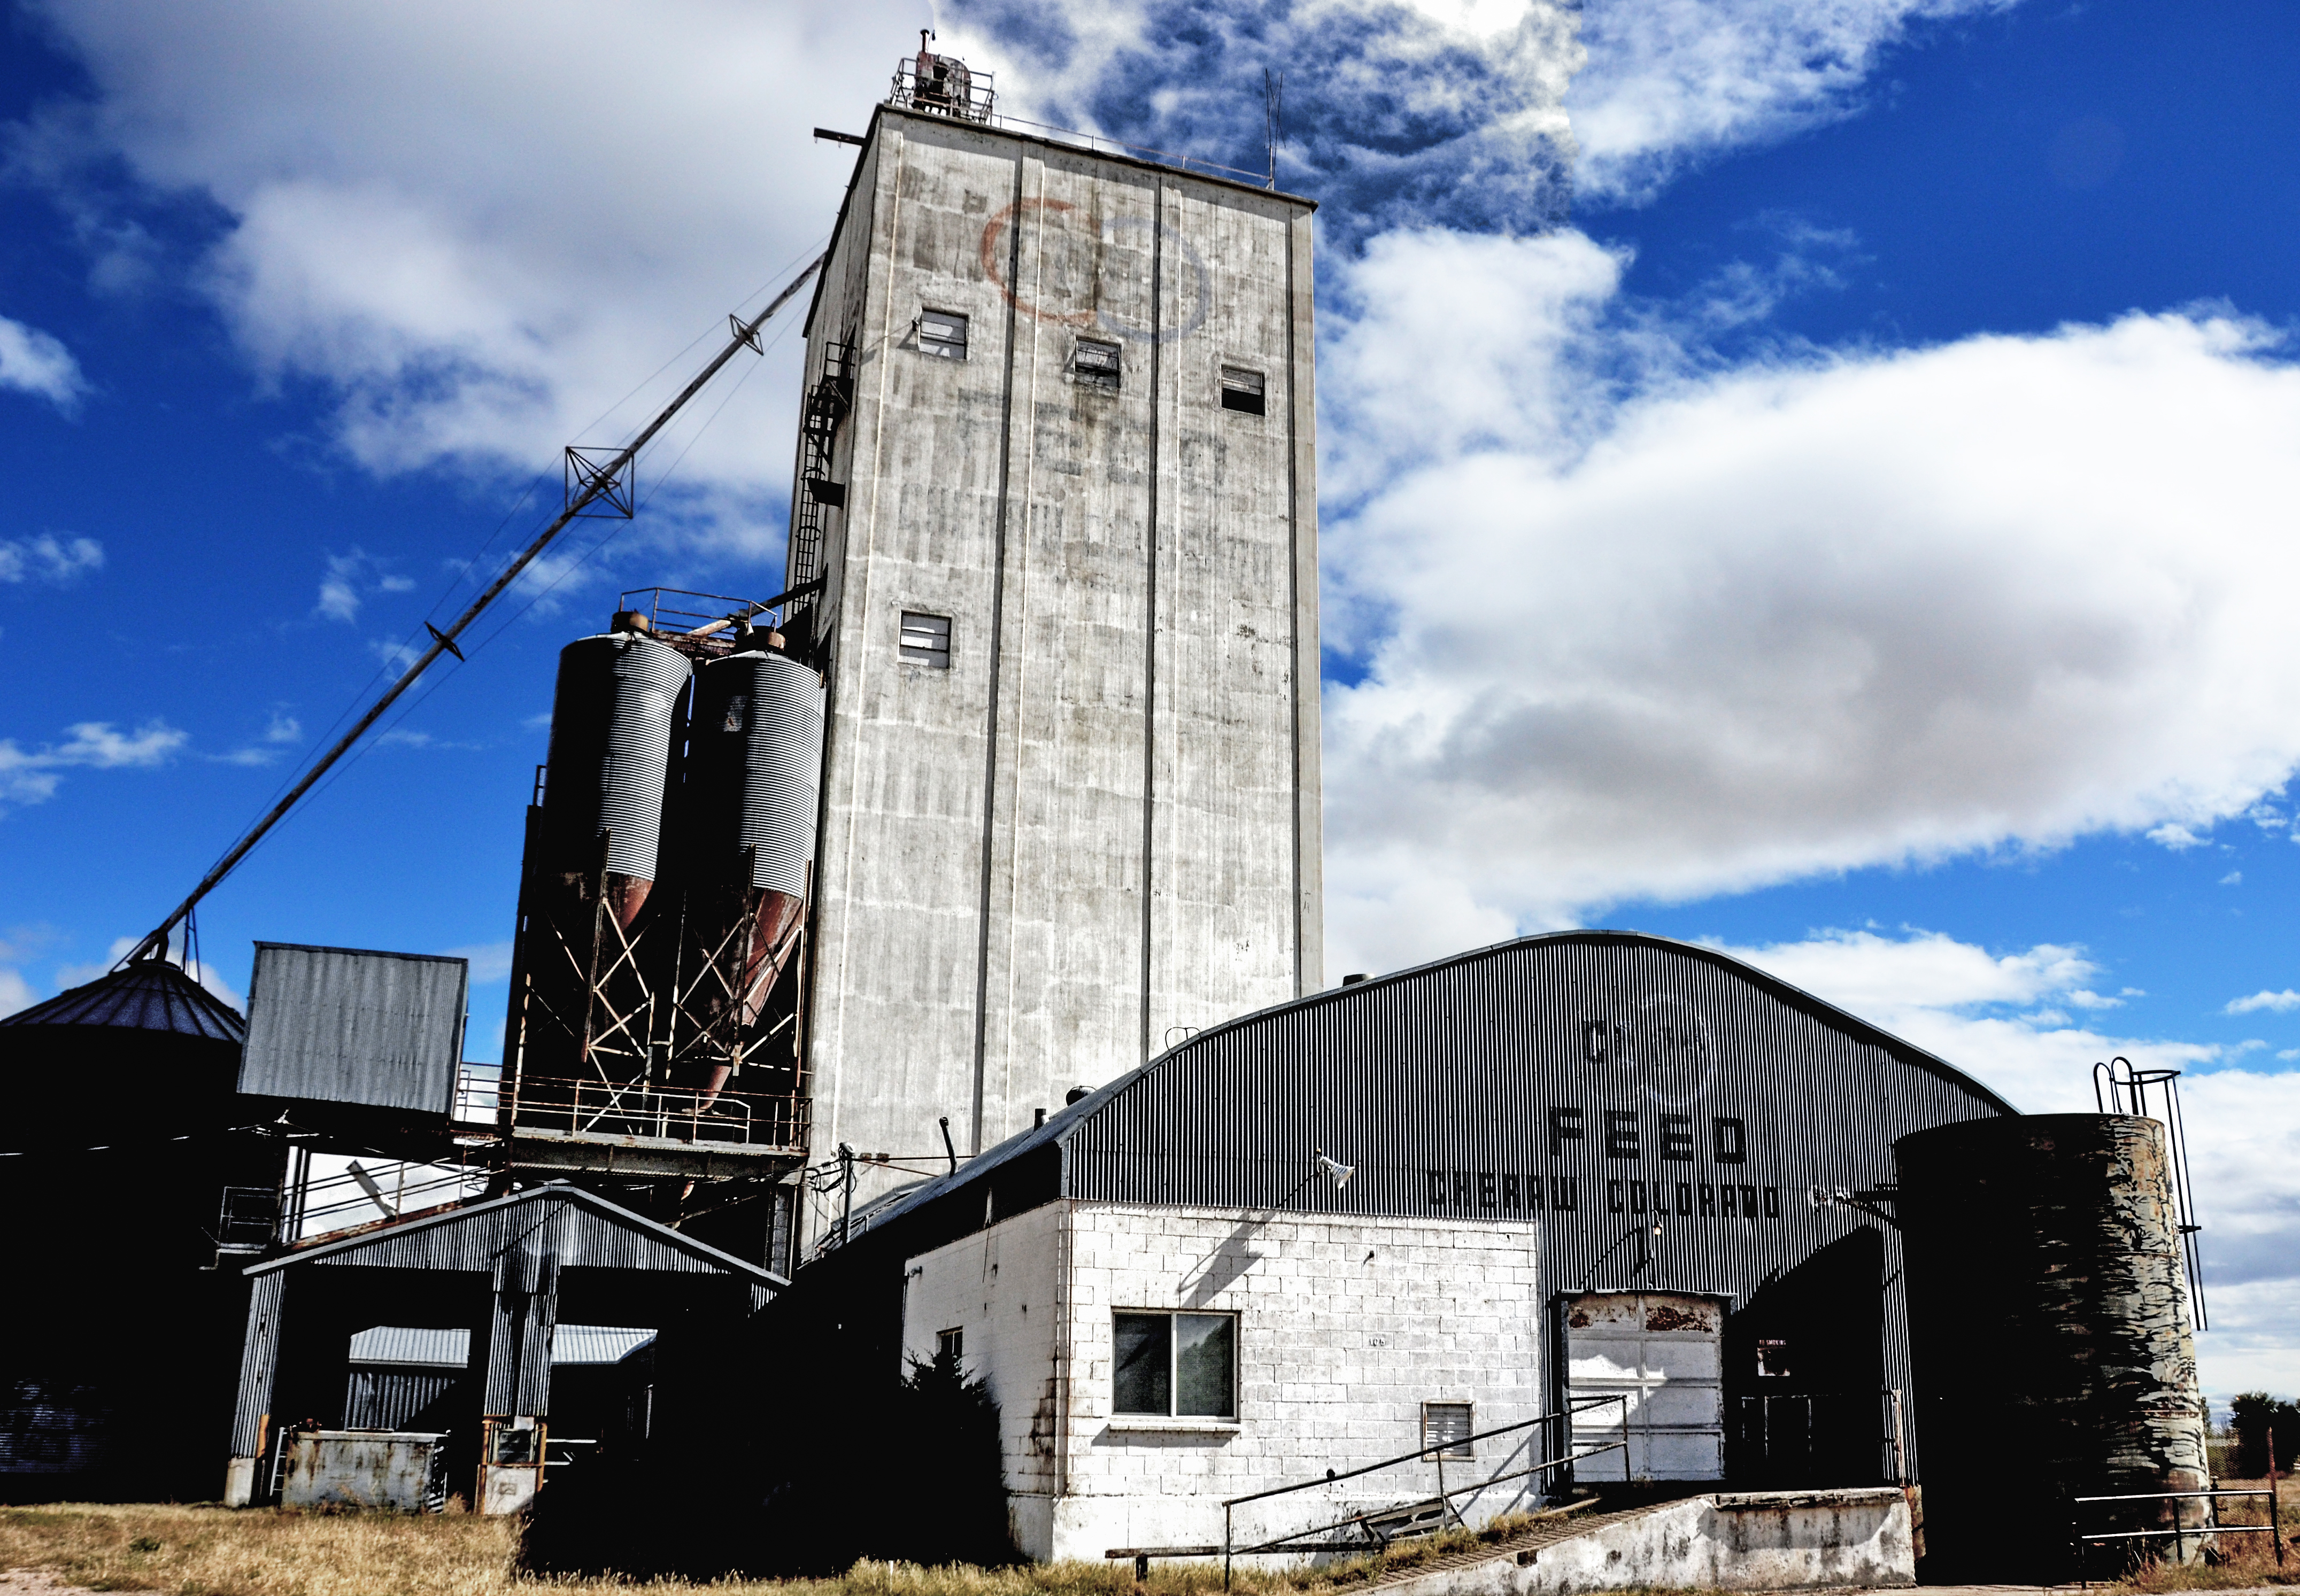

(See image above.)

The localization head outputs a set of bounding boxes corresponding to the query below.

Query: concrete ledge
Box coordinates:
[1378,1489,1917,1596]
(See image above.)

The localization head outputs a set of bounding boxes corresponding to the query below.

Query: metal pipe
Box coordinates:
[124,253,826,964]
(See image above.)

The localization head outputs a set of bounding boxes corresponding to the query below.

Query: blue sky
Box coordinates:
[3,0,2297,1396]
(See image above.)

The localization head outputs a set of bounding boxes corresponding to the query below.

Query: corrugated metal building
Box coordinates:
[757,929,2011,1560]
[225,1183,781,1515]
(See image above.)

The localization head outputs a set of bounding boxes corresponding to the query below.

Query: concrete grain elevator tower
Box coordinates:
[785,48,1323,1241]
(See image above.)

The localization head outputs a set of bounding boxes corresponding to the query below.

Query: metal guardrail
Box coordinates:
[504,1073,808,1153]
[1125,1397,1639,1588]
[2070,1481,2284,1586]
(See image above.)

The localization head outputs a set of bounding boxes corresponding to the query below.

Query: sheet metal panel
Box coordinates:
[229,1270,286,1458]
[239,943,467,1114]
[260,1187,782,1284]
[346,1323,651,1368]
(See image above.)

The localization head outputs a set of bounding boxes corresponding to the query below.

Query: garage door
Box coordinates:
[1564,1292,1725,1481]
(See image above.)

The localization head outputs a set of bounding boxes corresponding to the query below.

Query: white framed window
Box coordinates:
[1423,1400,1474,1459]
[1220,366,1266,415]
[1073,337,1122,390]
[899,611,952,668]
[1114,1310,1236,1418]
[936,1327,964,1364]
[917,309,969,360]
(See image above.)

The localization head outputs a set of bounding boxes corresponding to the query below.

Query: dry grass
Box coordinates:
[0,1505,1549,1596]
[2106,1477,2300,1593]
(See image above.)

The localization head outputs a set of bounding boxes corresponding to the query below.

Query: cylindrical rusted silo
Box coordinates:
[1896,1114,2209,1582]
[674,638,825,1089]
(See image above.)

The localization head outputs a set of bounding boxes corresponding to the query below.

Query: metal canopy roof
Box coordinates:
[0,958,245,1043]
[251,1182,786,1290]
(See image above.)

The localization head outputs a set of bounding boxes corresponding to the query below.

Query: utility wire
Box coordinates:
[125,251,827,965]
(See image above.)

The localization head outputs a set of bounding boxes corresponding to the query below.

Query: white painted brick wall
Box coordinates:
[905,1200,1545,1563]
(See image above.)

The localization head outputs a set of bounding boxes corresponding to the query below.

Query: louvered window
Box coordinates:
[918,309,969,359]
[900,611,952,668]
[1074,337,1122,390]
[1423,1400,1474,1459]
[1221,366,1266,415]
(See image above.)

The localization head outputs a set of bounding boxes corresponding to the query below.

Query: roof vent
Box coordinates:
[1342,973,1368,986]
[1065,1085,1092,1105]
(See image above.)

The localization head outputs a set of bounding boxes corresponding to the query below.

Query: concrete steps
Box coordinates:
[1360,1487,1917,1596]
[1358,1498,1688,1592]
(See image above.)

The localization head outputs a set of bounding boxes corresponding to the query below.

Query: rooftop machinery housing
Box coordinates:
[782,76,1324,1241]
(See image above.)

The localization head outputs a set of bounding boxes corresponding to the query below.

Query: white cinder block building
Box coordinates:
[763,930,2016,1563]
[783,66,1324,1246]
[900,1202,1545,1560]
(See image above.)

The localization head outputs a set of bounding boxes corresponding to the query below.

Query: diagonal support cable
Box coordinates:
[125,252,827,965]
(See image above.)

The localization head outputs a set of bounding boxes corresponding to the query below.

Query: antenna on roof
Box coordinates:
[1264,68,1283,189]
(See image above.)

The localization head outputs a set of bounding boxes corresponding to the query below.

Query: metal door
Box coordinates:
[1564,1292,1725,1481]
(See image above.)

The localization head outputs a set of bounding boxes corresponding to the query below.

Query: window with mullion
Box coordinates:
[1114,1310,1236,1418]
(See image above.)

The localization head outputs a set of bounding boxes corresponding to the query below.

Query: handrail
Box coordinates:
[504,1073,808,1151]
[2069,1481,2283,1586]
[1219,1398,1632,1587]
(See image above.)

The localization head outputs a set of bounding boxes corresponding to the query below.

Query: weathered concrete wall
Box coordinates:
[904,1201,1542,1563]
[1385,1490,1916,1596]
[795,109,1322,1243]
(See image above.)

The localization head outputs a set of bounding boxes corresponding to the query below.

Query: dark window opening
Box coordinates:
[1114,1311,1236,1417]
[937,1327,964,1365]
[1221,366,1266,415]
[1074,338,1122,389]
[1423,1400,1474,1459]
[900,611,952,668]
[918,310,969,360]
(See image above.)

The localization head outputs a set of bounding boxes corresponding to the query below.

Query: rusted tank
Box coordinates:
[1896,1114,2209,1580]
[674,639,825,1089]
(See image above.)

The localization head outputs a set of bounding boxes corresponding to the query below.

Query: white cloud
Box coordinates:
[1718,927,2299,1397]
[265,713,301,743]
[1568,0,2016,204]
[0,965,36,1018]
[17,0,932,534]
[441,940,514,984]
[2149,822,2210,851]
[0,313,88,408]
[2226,990,2300,1016]
[0,718,187,807]
[0,533,103,584]
[2220,870,2243,886]
[1320,230,2300,975]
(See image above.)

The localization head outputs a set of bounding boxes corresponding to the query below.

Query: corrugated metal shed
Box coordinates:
[828,929,2017,1482]
[0,959,244,1042]
[253,1184,785,1291]
[238,943,468,1114]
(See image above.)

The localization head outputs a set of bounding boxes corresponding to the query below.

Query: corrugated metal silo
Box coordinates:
[675,639,825,1088]
[1896,1113,2209,1580]
[539,631,693,927]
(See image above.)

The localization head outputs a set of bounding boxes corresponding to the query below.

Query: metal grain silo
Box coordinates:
[1896,1114,2209,1581]
[540,630,693,924]
[505,626,693,1090]
[673,638,825,1089]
